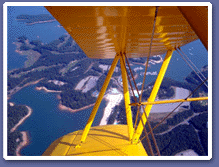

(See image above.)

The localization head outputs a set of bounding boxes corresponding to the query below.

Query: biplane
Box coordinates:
[42,6,209,156]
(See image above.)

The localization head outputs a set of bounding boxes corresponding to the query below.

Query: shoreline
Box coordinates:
[35,85,95,113]
[15,131,29,156]
[130,56,163,66]
[35,85,96,113]
[10,106,33,133]
[58,102,95,113]
[26,19,57,25]
[35,86,62,93]
[16,19,56,25]
[131,62,147,66]
[9,105,32,156]
[7,78,44,99]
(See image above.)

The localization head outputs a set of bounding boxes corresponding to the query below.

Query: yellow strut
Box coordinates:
[132,50,174,144]
[120,54,134,141]
[80,55,120,143]
[130,97,208,106]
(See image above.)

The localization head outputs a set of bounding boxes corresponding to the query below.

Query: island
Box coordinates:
[16,14,56,25]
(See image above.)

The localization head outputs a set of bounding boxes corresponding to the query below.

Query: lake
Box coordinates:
[7,6,208,156]
[7,6,67,70]
[9,85,104,156]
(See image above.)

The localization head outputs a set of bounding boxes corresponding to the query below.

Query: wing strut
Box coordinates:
[120,53,155,155]
[79,54,120,144]
[78,53,136,145]
[139,77,208,141]
[132,49,174,144]
[120,54,134,140]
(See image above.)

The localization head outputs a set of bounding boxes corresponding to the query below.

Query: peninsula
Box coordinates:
[7,103,32,156]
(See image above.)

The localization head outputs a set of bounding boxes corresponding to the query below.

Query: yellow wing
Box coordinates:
[45,6,207,59]
[43,6,208,156]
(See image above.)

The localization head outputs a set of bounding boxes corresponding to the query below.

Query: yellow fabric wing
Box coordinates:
[45,6,201,59]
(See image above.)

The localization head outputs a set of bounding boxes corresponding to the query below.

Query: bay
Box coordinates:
[9,85,104,156]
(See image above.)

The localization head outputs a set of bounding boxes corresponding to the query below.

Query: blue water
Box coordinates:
[132,40,208,85]
[7,6,208,156]
[7,6,67,70]
[165,40,208,82]
[9,85,104,156]
[7,6,105,156]
[7,6,208,78]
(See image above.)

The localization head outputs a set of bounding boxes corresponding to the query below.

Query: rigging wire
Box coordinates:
[124,54,160,156]
[124,53,160,156]
[132,6,159,145]
[178,47,208,84]
[120,54,154,156]
[137,6,161,155]
[121,6,161,155]
[140,77,208,141]
[124,54,140,128]
[139,6,159,104]
[176,48,208,88]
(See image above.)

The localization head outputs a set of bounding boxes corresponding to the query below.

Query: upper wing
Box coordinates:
[45,6,207,59]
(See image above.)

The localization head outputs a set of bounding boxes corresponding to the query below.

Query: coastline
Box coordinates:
[26,19,57,25]
[131,62,147,66]
[15,131,29,156]
[10,106,33,133]
[35,85,95,113]
[16,19,57,25]
[9,105,32,156]
[58,102,95,113]
[35,86,62,93]
[8,78,44,99]
[130,55,163,66]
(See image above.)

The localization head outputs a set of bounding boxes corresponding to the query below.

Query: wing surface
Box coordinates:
[45,6,202,59]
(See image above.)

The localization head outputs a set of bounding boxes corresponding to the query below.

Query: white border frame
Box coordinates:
[3,2,212,161]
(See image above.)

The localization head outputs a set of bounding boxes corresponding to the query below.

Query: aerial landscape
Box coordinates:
[6,6,209,157]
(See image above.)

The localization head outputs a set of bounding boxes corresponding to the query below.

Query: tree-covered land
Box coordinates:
[107,67,208,156]
[8,34,128,110]
[152,124,206,156]
[60,90,96,109]
[7,104,29,156]
[8,16,208,156]
[16,14,55,24]
[8,104,28,130]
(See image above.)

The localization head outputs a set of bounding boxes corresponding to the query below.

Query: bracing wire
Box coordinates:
[120,54,154,156]
[121,6,161,155]
[140,77,208,141]
[176,48,208,88]
[139,6,159,104]
[137,6,161,155]
[124,54,160,156]
[178,47,208,84]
